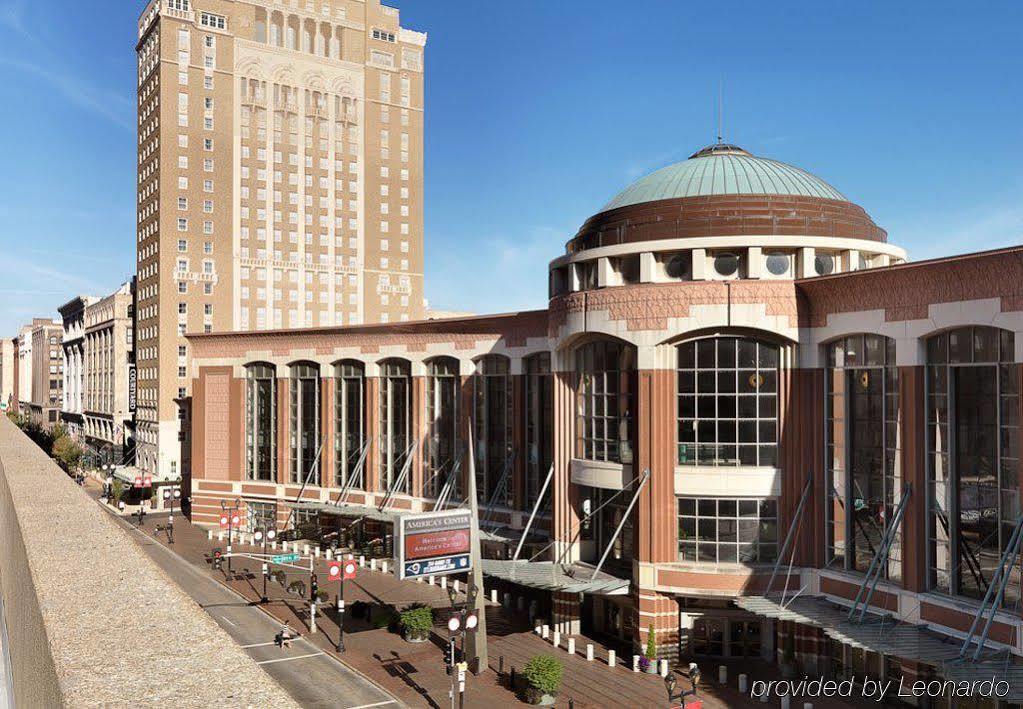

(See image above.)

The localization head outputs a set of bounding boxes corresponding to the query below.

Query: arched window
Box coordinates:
[426,358,459,498]
[474,355,512,506]
[379,359,411,494]
[334,360,364,488]
[825,335,901,580]
[676,337,778,467]
[525,353,553,509]
[245,363,276,481]
[927,326,1019,602]
[576,341,635,464]
[289,362,320,485]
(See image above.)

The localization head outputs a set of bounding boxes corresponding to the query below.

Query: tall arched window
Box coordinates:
[927,326,1019,602]
[525,352,553,509]
[677,337,778,467]
[334,360,364,488]
[426,358,460,498]
[245,363,276,481]
[379,359,411,494]
[289,362,320,485]
[825,335,901,580]
[576,341,636,464]
[474,355,512,506]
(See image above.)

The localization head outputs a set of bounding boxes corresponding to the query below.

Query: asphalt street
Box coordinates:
[103,507,401,709]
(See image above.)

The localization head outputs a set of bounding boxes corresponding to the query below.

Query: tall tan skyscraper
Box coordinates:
[135,0,426,478]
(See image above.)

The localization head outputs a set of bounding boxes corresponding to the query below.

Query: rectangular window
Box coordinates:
[576,341,635,464]
[200,12,226,30]
[678,497,778,564]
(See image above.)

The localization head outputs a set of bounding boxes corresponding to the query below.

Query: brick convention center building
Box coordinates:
[186,141,1023,700]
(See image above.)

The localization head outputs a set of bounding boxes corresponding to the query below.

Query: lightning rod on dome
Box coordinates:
[717,77,724,144]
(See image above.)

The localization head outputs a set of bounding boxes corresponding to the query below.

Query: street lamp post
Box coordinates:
[162,487,181,544]
[220,499,241,574]
[446,584,479,709]
[254,527,277,603]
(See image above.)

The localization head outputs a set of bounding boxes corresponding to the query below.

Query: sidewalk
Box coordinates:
[85,480,858,708]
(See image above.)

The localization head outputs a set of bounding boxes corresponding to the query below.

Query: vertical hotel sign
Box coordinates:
[397,509,472,580]
[127,364,137,412]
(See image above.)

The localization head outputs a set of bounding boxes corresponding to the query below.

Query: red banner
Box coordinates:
[405,529,470,561]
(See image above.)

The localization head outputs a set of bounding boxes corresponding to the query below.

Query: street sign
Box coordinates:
[272,553,301,564]
[142,475,153,488]
[343,560,357,580]
[219,514,229,528]
[231,514,240,526]
[397,509,473,581]
[133,476,143,488]
[327,562,342,582]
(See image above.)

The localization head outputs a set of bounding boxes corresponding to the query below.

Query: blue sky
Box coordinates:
[0,1,1021,333]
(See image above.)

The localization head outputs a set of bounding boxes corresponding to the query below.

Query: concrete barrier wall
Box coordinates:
[0,417,299,707]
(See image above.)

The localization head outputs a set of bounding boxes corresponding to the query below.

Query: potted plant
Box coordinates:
[111,479,124,508]
[398,603,433,642]
[520,654,563,705]
[642,624,658,674]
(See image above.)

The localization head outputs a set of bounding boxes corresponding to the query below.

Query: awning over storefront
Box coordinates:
[479,524,548,546]
[287,499,400,524]
[109,466,180,486]
[481,559,630,595]
[736,595,1023,702]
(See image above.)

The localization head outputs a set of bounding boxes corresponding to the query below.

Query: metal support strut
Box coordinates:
[958,514,1023,661]
[765,475,813,599]
[848,484,912,623]
[592,469,650,579]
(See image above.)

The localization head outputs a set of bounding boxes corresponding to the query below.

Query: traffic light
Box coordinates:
[310,573,319,601]
[443,642,454,672]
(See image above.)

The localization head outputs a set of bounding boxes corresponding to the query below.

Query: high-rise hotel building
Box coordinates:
[135,0,426,478]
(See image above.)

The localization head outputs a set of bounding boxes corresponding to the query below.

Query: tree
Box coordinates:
[52,435,84,471]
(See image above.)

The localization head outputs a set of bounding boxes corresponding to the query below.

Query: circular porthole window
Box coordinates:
[714,253,739,277]
[665,253,690,280]
[815,253,835,275]
[765,253,790,277]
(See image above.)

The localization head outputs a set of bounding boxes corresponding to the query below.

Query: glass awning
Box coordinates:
[287,499,400,524]
[481,559,629,595]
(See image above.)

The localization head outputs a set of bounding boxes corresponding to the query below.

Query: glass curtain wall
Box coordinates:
[474,356,513,506]
[334,360,365,488]
[576,341,636,464]
[825,335,902,580]
[245,363,276,481]
[289,362,320,484]
[379,359,411,494]
[525,353,553,509]
[426,357,460,498]
[927,326,1020,604]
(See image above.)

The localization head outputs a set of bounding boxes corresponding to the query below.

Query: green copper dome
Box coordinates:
[601,143,847,212]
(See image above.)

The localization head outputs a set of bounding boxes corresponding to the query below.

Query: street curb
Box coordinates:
[93,495,407,709]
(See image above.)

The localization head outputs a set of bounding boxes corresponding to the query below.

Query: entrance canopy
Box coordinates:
[482,559,629,596]
[287,499,400,525]
[109,466,179,486]
[736,595,1023,702]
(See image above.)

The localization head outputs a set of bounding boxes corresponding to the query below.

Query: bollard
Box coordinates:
[218,532,224,542]
[416,577,423,584]
[541,625,549,640]
[271,540,277,550]
[552,631,560,648]
[503,592,511,608]
[429,575,435,585]
[586,644,594,661]
[510,667,516,689]
[453,579,460,594]
[567,638,575,655]
[325,549,332,560]
[314,547,320,558]
[359,555,365,567]
[632,655,640,673]
[207,530,213,540]
[371,558,377,571]
[441,576,447,590]
[499,656,504,675]
[718,665,727,684]
[303,544,310,555]
[660,659,668,678]
[608,650,616,668]
[739,673,749,693]
[347,553,354,561]
[381,561,388,574]
[491,589,498,603]
[535,625,542,636]
[569,700,574,709]
[310,602,317,634]
[780,695,790,709]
